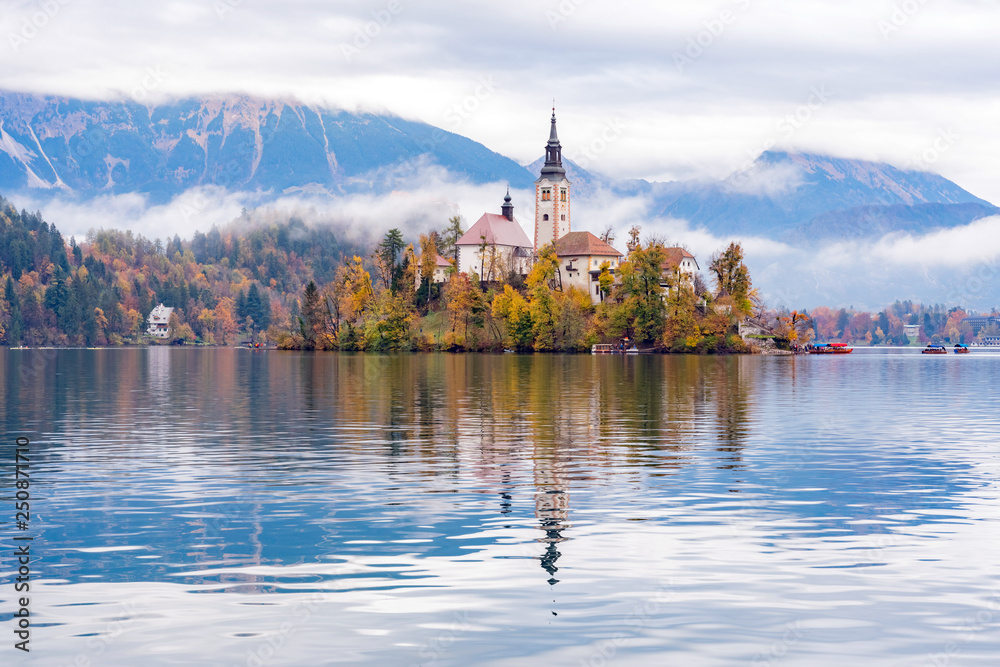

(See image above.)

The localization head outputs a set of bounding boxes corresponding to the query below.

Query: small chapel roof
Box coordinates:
[457,213,532,249]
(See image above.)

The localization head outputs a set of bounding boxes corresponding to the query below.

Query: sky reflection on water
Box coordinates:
[2,348,1000,666]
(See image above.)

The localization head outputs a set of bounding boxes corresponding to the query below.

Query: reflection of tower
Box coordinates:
[534,456,569,586]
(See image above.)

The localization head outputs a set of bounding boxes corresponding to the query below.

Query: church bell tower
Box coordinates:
[534,109,571,250]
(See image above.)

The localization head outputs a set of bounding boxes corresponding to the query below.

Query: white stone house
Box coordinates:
[146,303,174,339]
[553,232,624,304]
[456,191,533,281]
[659,247,700,294]
[415,254,454,289]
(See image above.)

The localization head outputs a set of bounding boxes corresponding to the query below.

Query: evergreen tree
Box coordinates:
[301,281,324,345]
[439,216,464,267]
[245,283,271,330]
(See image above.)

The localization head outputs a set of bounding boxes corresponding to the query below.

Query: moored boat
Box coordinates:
[922,344,948,354]
[808,343,853,354]
[591,341,641,354]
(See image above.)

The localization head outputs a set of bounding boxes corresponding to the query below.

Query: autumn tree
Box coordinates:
[492,285,532,351]
[526,244,559,351]
[417,233,440,307]
[709,242,752,317]
[609,243,667,346]
[4,276,23,345]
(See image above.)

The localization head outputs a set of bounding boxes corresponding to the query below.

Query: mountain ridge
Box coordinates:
[1,90,996,243]
[0,91,537,202]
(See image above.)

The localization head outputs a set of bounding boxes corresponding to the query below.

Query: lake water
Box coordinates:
[2,348,1000,666]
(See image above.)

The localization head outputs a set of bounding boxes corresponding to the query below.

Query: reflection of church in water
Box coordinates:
[534,462,569,586]
[495,455,569,587]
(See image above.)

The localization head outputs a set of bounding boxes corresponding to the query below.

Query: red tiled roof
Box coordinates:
[435,254,451,267]
[554,231,623,257]
[457,214,532,248]
[661,246,698,270]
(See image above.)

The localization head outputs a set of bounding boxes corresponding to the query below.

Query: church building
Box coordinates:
[534,109,572,250]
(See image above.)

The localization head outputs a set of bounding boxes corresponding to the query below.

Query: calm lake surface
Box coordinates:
[2,348,1000,666]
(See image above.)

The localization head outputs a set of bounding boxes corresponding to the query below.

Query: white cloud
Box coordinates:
[869,216,1000,267]
[724,161,806,197]
[2,1,1000,202]
[18,173,1000,311]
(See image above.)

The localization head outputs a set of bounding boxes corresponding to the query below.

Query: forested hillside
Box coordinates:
[0,194,993,350]
[0,195,366,346]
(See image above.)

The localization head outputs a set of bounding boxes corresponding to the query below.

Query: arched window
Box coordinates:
[543,214,549,221]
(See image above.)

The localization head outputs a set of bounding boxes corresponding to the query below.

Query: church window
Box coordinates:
[560,189,567,202]
[543,214,549,221]
[541,188,551,201]
[561,215,566,221]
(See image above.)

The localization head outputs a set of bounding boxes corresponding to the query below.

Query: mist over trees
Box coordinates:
[0,195,992,350]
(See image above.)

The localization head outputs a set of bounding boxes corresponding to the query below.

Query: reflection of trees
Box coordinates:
[8,350,760,592]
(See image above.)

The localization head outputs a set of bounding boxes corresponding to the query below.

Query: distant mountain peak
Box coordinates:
[0,90,535,202]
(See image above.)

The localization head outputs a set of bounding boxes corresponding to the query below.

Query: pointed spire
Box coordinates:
[501,187,514,221]
[540,107,565,181]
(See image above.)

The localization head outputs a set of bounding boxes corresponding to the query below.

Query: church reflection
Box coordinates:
[535,484,569,586]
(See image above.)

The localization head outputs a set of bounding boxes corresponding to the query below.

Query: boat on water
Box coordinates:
[922,344,948,354]
[954,344,971,354]
[807,343,853,355]
[591,343,639,355]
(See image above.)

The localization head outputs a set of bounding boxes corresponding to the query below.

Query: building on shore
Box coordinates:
[553,231,623,303]
[659,247,700,294]
[415,254,454,289]
[146,303,174,339]
[962,315,1000,336]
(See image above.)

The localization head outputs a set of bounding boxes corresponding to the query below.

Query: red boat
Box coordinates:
[808,343,853,354]
[922,344,948,354]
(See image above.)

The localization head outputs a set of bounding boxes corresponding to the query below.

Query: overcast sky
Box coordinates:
[3,0,1000,201]
[4,0,1000,309]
